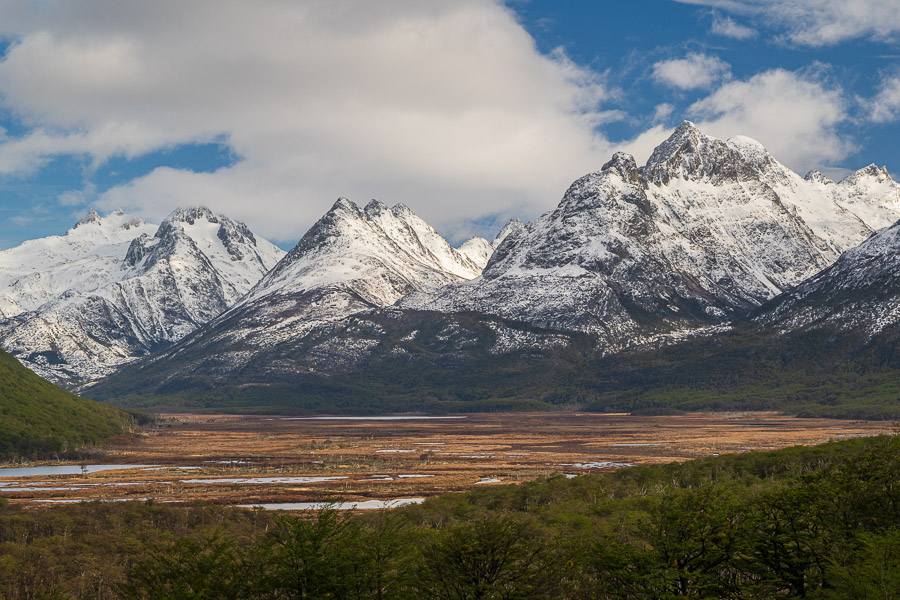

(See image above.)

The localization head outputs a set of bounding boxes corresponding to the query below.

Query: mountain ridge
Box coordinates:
[0,207,285,387]
[88,122,900,414]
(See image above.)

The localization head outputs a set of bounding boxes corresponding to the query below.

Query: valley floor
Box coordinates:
[1,411,891,507]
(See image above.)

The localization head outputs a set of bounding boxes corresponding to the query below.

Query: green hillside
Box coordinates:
[0,350,131,460]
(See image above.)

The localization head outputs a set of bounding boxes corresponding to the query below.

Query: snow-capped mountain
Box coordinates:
[809,164,900,241]
[491,218,525,249]
[0,207,284,386]
[0,209,155,319]
[108,198,494,380]
[237,198,486,314]
[753,220,900,337]
[456,237,494,270]
[400,122,900,351]
[453,219,522,269]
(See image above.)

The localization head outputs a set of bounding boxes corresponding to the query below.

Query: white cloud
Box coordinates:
[709,13,757,40]
[0,0,620,244]
[677,0,900,46]
[865,75,900,123]
[651,53,731,90]
[688,68,852,173]
[57,183,96,207]
[652,103,675,123]
[617,125,674,166]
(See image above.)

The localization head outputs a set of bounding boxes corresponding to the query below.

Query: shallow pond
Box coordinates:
[278,416,467,421]
[0,464,155,478]
[236,498,426,510]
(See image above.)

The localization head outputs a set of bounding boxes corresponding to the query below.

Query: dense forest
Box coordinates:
[0,349,132,460]
[1,433,897,599]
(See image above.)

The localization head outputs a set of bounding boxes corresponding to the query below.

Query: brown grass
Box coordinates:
[0,412,892,507]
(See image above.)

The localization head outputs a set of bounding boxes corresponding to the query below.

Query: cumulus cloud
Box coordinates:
[709,13,757,40]
[652,103,675,123]
[651,53,731,90]
[0,0,618,244]
[688,68,852,173]
[57,183,96,207]
[865,75,900,123]
[677,0,900,46]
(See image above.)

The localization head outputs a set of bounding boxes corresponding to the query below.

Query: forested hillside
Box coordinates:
[1,434,896,598]
[0,349,130,459]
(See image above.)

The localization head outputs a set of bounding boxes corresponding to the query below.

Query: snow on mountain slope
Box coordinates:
[753,221,900,336]
[457,237,493,270]
[833,165,900,232]
[115,198,492,379]
[238,198,482,311]
[88,124,900,398]
[491,219,525,249]
[0,209,156,319]
[0,207,284,386]
[400,122,900,350]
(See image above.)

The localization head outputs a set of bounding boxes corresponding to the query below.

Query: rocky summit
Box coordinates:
[0,207,284,387]
[400,122,900,352]
[10,123,900,412]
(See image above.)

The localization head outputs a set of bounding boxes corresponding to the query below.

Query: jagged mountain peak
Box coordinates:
[840,164,893,185]
[560,160,652,218]
[331,196,358,212]
[645,121,706,166]
[492,218,525,248]
[74,208,102,228]
[248,197,486,307]
[725,135,777,169]
[388,202,416,218]
[643,122,783,186]
[0,205,284,386]
[364,199,389,216]
[68,208,148,236]
[162,205,220,225]
[668,119,703,144]
[122,205,276,273]
[804,170,835,185]
[601,152,641,184]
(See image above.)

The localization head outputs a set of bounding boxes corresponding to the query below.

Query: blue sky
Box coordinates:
[0,0,898,250]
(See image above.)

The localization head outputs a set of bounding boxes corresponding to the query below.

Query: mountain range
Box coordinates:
[4,121,900,417]
[0,207,284,386]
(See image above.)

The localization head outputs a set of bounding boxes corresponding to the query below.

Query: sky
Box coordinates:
[0,0,899,250]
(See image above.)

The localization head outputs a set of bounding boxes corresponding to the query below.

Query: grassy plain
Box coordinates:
[0,411,893,507]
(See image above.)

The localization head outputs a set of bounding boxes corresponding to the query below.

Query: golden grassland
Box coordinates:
[0,411,893,507]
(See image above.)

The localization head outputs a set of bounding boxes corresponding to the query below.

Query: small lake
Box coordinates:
[181,476,348,485]
[237,498,426,510]
[278,416,468,421]
[0,464,155,478]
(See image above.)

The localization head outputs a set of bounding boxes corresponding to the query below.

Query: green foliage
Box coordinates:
[817,528,900,600]
[119,531,260,600]
[262,506,357,599]
[0,349,130,460]
[414,518,551,599]
[0,436,898,599]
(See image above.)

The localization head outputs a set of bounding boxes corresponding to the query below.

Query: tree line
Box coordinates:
[1,434,897,598]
